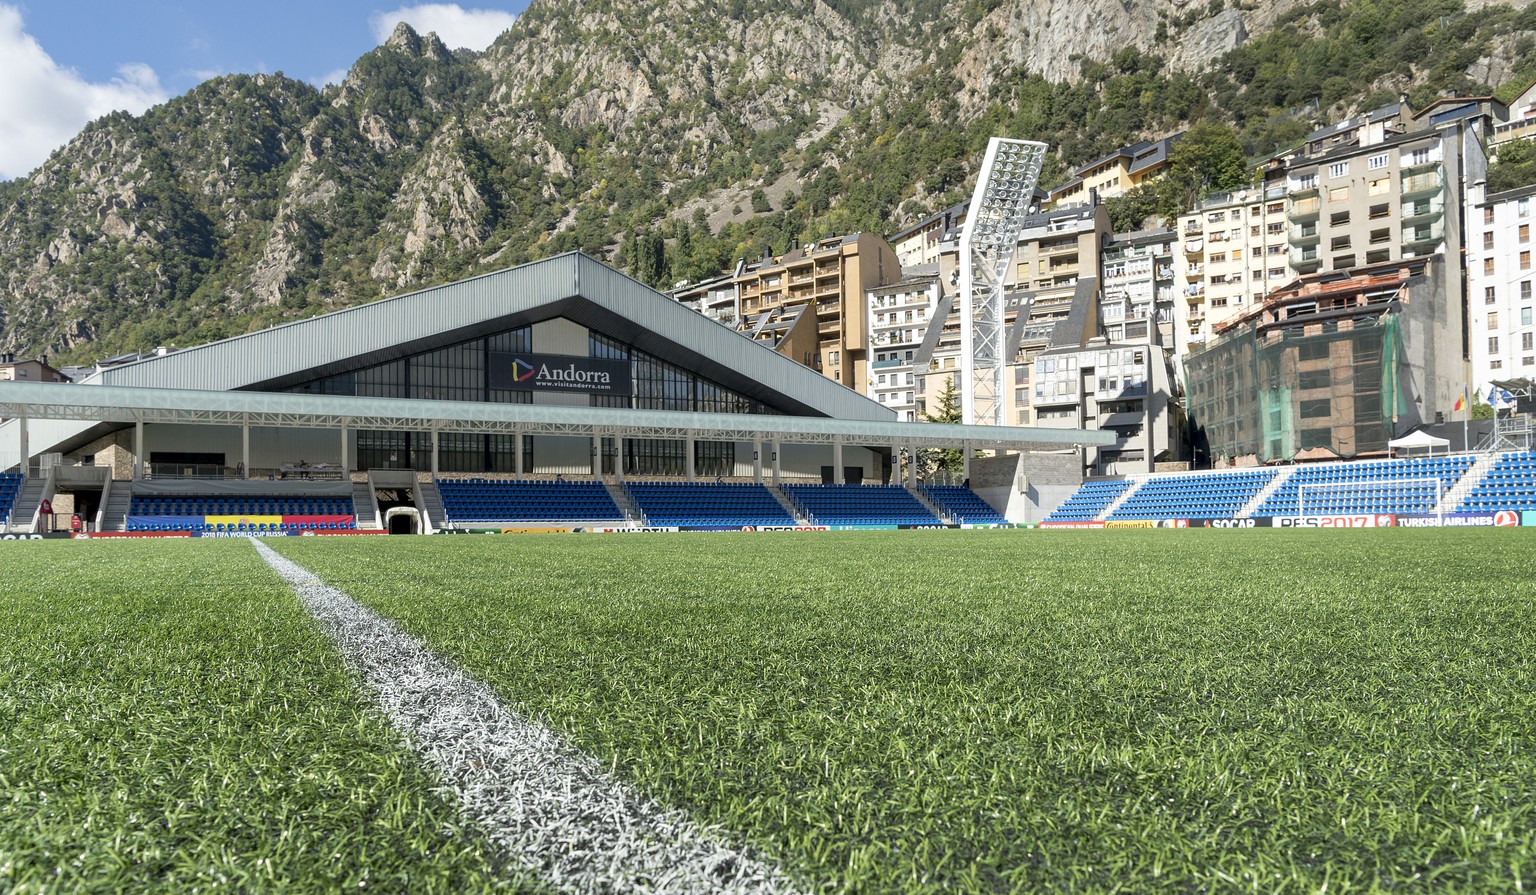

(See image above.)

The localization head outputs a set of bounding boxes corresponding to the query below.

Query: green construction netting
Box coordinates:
[1187,312,1402,464]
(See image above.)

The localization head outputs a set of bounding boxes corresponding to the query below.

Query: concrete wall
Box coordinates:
[973,450,1083,524]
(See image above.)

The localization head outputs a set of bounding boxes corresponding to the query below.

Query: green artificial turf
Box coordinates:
[0,539,533,895]
[276,529,1536,894]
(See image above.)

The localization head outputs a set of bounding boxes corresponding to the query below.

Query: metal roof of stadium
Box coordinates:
[0,380,1115,451]
[82,252,889,422]
[0,252,1114,463]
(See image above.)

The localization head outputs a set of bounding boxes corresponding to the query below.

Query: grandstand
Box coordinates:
[437,478,624,525]
[1251,456,1472,518]
[125,492,358,533]
[921,485,1008,525]
[624,481,796,528]
[1455,450,1536,513]
[781,484,941,527]
[1041,479,1132,523]
[0,472,19,526]
[1110,469,1278,521]
[1043,452,1518,523]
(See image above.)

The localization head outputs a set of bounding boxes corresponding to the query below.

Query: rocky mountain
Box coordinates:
[1,0,1534,363]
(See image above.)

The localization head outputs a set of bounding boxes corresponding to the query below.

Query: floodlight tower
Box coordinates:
[958,137,1048,425]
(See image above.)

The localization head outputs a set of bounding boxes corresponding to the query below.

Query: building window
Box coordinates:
[1328,162,1348,179]
[1487,286,1498,305]
[1369,178,1390,196]
[1524,332,1534,352]
[1367,153,1389,170]
[1523,281,1532,300]
[1404,147,1431,166]
[1489,312,1499,330]
[1329,185,1350,202]
[1524,251,1532,271]
[1520,198,1531,217]
[1521,223,1531,243]
[1485,206,1497,225]
[1485,258,1497,276]
[1524,307,1533,325]
[1297,173,1317,190]
[1330,211,1350,226]
[1485,232,1496,250]
[1371,228,1391,245]
[1490,336,1500,354]
[1369,203,1390,220]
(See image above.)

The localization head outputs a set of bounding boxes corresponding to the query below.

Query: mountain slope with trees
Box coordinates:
[1,0,1534,364]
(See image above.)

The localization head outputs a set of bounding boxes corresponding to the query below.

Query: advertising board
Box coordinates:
[488,352,631,395]
[1398,511,1522,528]
[1039,521,1105,529]
[1272,514,1396,528]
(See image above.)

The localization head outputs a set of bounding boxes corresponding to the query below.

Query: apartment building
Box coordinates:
[888,201,968,269]
[731,232,901,393]
[1048,136,1180,207]
[1184,257,1462,463]
[670,269,741,328]
[866,274,943,421]
[1100,228,1177,348]
[0,355,69,384]
[1466,183,1536,384]
[1284,124,1462,279]
[1175,187,1290,356]
[1029,340,1181,475]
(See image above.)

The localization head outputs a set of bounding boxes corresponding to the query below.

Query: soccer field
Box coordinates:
[3,530,1534,893]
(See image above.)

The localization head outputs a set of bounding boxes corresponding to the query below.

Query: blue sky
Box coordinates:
[0,2,529,180]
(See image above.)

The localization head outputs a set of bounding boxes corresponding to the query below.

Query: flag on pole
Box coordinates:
[1454,392,1466,412]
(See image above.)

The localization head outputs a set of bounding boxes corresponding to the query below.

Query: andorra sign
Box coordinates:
[488,352,631,395]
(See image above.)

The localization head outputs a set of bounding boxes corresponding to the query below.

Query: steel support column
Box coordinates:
[832,438,844,485]
[685,437,696,481]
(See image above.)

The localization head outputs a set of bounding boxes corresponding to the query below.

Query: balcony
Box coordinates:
[1291,249,1322,273]
[1184,238,1204,255]
[1288,224,1320,246]
[1185,264,1204,279]
[1400,169,1444,198]
[1402,224,1445,252]
[1400,196,1445,225]
[1288,197,1320,222]
[1183,220,1203,235]
[872,358,905,370]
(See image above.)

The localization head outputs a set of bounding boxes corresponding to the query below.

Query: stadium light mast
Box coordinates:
[958,137,1048,426]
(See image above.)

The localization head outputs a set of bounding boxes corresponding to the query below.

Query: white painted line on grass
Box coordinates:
[250,539,804,895]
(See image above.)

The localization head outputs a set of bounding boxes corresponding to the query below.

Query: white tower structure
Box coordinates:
[958,137,1048,425]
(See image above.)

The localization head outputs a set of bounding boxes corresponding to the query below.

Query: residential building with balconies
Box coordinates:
[1047,135,1181,208]
[1100,228,1177,349]
[1466,183,1536,385]
[733,232,901,394]
[866,274,943,422]
[1174,186,1291,357]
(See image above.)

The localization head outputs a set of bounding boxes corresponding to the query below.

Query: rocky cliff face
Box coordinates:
[0,0,1530,362]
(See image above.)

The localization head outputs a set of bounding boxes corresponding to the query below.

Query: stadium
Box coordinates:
[3,254,1535,895]
[4,252,1536,537]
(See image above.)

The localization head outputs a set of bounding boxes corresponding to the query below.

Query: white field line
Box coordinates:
[250,539,805,895]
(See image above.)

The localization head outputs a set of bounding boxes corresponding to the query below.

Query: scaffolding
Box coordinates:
[1186,312,1408,464]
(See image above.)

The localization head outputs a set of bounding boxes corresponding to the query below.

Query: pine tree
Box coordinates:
[920,375,965,479]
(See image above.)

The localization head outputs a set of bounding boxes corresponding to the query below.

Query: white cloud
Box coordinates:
[370,4,518,51]
[312,67,350,88]
[0,5,168,180]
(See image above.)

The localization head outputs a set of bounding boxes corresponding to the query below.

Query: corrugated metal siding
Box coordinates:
[96,253,892,422]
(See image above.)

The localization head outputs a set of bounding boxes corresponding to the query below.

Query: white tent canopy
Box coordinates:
[1387,428,1450,456]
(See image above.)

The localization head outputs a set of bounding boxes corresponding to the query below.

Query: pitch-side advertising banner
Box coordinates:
[1271,514,1397,528]
[1398,511,1522,528]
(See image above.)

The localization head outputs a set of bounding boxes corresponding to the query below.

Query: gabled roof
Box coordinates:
[87,252,892,422]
